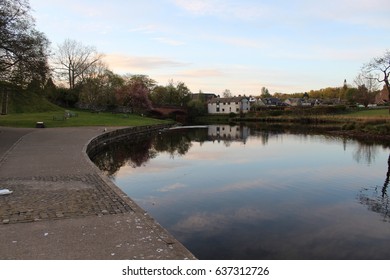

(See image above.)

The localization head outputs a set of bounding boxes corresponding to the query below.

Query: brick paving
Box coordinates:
[0,174,133,224]
[0,127,195,259]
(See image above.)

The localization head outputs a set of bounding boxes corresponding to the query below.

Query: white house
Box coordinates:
[207,96,250,114]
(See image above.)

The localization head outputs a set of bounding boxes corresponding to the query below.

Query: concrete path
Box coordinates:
[0,127,196,260]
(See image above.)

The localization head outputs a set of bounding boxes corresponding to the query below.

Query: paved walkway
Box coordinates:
[0,127,196,260]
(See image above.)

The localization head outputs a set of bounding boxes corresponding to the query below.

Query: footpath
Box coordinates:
[0,126,196,260]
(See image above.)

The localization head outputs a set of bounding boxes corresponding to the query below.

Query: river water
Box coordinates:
[92,125,390,259]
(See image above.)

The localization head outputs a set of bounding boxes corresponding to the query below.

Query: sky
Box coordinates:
[29,0,390,95]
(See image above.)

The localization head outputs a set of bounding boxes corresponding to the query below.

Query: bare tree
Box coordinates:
[353,73,379,107]
[54,39,103,89]
[363,50,390,113]
[355,73,380,93]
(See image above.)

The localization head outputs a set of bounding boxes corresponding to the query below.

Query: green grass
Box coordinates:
[344,108,389,118]
[1,91,170,127]
[4,91,62,113]
[0,109,171,128]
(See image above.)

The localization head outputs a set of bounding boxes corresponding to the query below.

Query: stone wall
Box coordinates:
[86,124,172,159]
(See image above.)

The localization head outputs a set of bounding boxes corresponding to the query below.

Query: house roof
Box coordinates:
[208,96,249,103]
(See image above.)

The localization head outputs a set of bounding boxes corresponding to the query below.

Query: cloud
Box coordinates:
[129,25,159,34]
[104,53,190,73]
[322,0,389,26]
[172,0,269,21]
[177,68,225,78]
[159,183,187,192]
[151,37,186,46]
[173,0,390,28]
[173,207,276,234]
[172,0,218,15]
[212,35,267,49]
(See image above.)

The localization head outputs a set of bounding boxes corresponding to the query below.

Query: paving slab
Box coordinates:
[0,126,196,260]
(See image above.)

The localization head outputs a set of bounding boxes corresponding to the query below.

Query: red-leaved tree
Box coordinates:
[115,77,152,113]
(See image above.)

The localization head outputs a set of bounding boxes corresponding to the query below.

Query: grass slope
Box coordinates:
[0,91,170,128]
[0,109,171,128]
[4,91,62,113]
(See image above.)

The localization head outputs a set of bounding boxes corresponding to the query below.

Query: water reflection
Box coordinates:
[91,125,390,259]
[208,125,250,145]
[358,154,390,222]
[92,125,388,176]
[92,135,157,176]
[353,145,379,165]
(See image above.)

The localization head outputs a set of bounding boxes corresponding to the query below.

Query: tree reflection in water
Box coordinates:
[91,128,208,177]
[91,126,390,223]
[358,154,390,222]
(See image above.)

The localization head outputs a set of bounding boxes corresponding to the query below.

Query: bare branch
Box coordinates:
[53,39,103,89]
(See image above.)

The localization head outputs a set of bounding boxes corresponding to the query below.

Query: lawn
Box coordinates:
[0,109,171,128]
[344,108,390,118]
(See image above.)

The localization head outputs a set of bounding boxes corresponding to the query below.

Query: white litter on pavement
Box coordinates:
[0,189,13,195]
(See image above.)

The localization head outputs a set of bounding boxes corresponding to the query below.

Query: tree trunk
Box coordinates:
[1,91,8,115]
[385,81,390,115]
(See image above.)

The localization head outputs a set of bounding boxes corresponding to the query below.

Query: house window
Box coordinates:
[216,108,220,112]
[236,108,239,112]
[222,108,225,112]
[229,107,232,112]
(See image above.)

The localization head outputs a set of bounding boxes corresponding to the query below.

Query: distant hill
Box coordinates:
[1,90,61,114]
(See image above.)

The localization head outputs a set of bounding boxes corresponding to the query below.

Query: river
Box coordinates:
[92,124,390,259]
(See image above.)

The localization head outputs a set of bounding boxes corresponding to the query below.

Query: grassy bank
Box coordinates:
[0,109,171,128]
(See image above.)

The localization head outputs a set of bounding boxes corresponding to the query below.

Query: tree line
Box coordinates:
[1,0,389,114]
[266,53,390,109]
[1,0,193,114]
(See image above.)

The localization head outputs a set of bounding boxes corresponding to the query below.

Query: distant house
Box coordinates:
[284,98,302,106]
[375,86,389,104]
[249,96,266,107]
[208,96,250,114]
[284,98,314,107]
[262,97,284,106]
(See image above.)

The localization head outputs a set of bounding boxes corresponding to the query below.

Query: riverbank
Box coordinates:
[0,126,195,259]
[195,108,390,143]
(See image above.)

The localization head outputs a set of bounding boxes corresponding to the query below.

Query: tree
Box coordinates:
[363,50,390,113]
[149,80,190,107]
[260,87,271,98]
[356,84,375,107]
[355,73,380,94]
[174,80,191,106]
[115,75,153,113]
[0,0,50,87]
[124,74,156,91]
[187,99,207,118]
[150,85,168,106]
[54,39,103,89]
[79,67,124,109]
[345,87,359,105]
[223,89,232,98]
[353,73,379,107]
